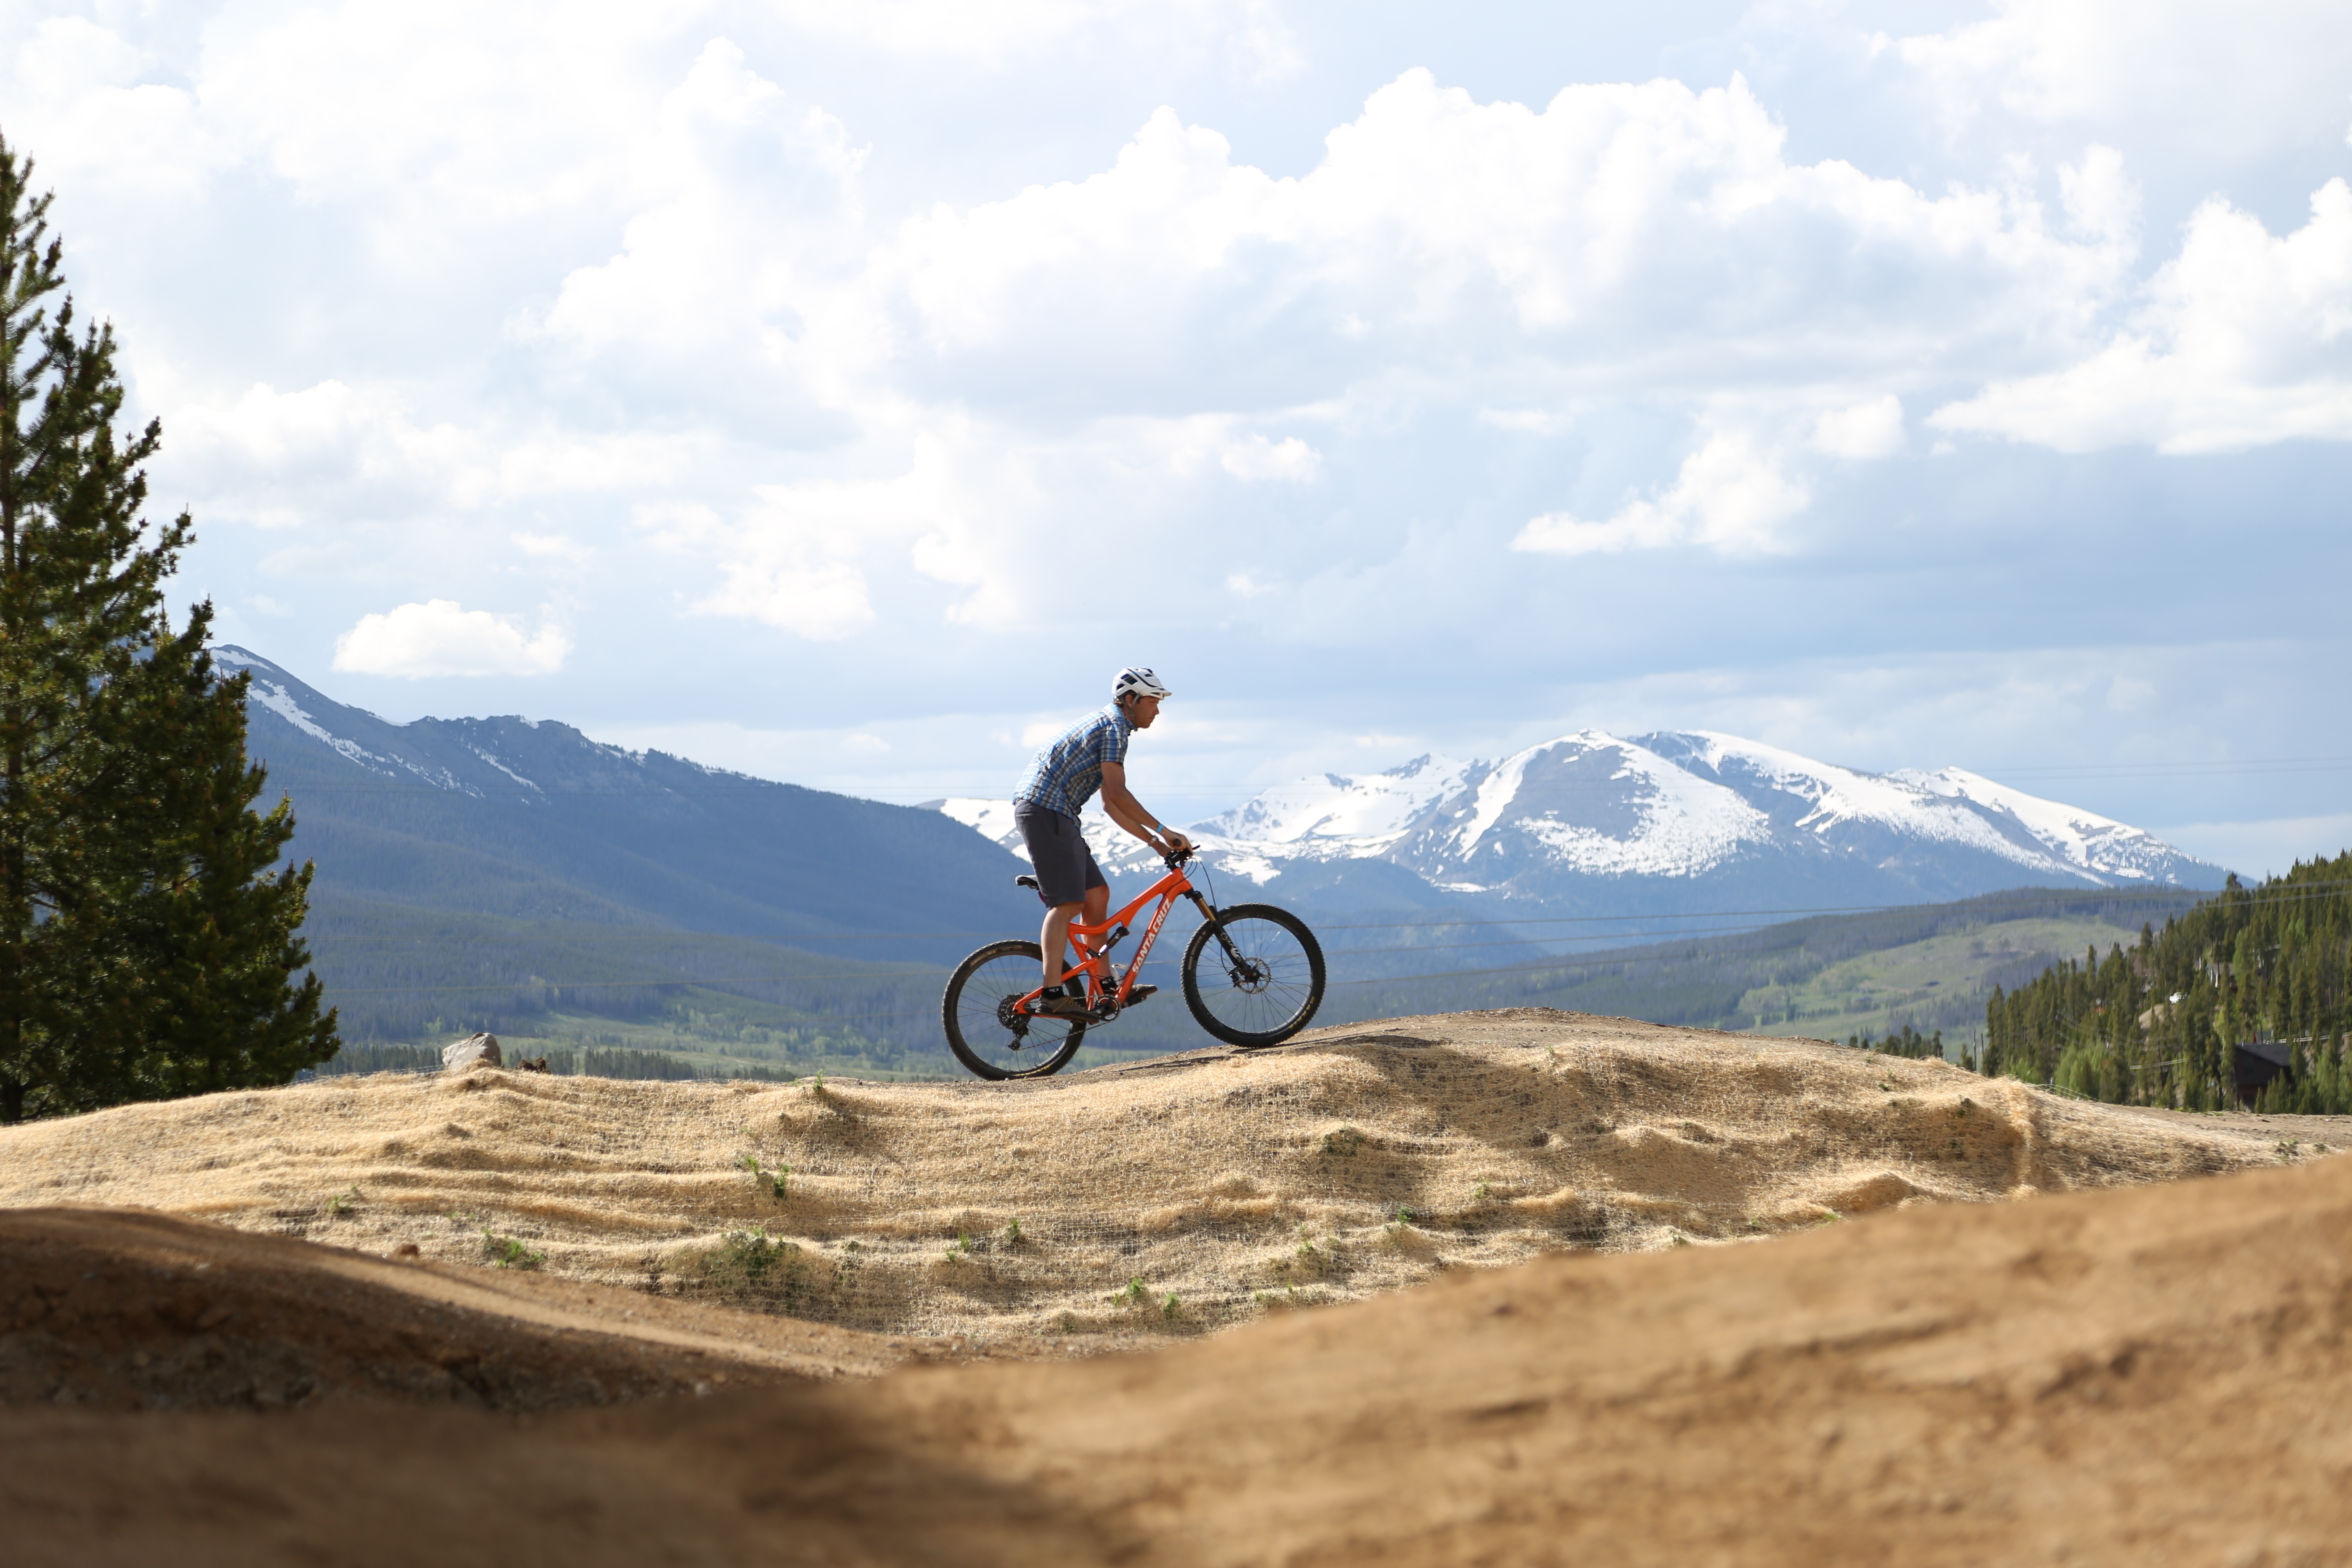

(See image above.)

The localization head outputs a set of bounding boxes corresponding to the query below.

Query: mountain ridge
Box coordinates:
[218,646,1035,1042]
[936,727,2225,914]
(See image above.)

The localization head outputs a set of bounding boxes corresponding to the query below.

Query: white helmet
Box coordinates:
[1112,666,1172,703]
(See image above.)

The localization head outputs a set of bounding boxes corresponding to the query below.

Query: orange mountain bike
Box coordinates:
[941,848,1325,1080]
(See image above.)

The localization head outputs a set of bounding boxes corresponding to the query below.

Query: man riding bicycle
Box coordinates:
[1013,667,1195,1016]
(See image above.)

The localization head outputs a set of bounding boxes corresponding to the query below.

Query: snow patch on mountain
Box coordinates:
[469,744,542,793]
[1664,731,2074,872]
[1893,766,2179,881]
[245,677,403,777]
[1200,754,1469,850]
[935,799,1027,859]
[1470,735,1772,877]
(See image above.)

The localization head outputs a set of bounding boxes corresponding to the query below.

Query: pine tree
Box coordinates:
[0,135,336,1122]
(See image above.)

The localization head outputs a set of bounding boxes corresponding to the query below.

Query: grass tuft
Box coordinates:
[479,1228,545,1270]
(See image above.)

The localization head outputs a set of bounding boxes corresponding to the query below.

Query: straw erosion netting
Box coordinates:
[0,1010,2297,1343]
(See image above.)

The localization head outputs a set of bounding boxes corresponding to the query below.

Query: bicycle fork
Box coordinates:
[1187,891,1266,982]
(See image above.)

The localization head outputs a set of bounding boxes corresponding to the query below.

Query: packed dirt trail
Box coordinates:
[7,1008,2350,1565]
[0,1010,2326,1343]
[3,1131,2349,1565]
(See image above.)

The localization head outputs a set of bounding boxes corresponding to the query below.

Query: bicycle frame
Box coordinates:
[1018,857,1220,1016]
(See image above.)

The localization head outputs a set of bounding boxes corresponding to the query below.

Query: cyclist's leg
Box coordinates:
[1017,804,1108,988]
[1042,881,1110,987]
[1041,899,1081,987]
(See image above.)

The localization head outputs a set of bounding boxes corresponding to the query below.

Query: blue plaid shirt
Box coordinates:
[1015,706,1134,818]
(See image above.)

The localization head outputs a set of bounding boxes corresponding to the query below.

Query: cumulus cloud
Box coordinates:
[872,71,2135,410]
[1810,395,1906,459]
[1221,434,1320,482]
[764,0,1296,77]
[1898,0,2352,156]
[16,2,2352,831]
[164,379,710,522]
[1931,180,2352,453]
[4,16,235,200]
[694,559,875,641]
[1512,435,1809,558]
[532,38,868,379]
[332,601,573,677]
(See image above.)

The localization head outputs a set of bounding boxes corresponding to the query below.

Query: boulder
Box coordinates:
[441,1033,502,1073]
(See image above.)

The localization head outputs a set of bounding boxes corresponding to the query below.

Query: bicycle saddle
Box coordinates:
[1014,874,1040,891]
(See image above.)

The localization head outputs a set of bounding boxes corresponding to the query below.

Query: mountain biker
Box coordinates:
[1013,667,1195,1015]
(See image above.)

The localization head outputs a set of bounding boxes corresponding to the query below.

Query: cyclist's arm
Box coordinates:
[1100,762,1192,852]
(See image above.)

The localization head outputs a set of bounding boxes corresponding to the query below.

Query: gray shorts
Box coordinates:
[1014,802,1106,906]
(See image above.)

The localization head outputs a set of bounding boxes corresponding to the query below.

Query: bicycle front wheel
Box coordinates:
[942,939,1087,1080]
[1181,903,1325,1048]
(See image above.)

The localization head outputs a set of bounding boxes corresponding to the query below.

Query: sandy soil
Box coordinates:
[0,1010,2322,1343]
[3,1135,2348,1565]
[7,1009,2348,1565]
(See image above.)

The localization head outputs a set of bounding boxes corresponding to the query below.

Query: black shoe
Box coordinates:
[1123,984,1158,1005]
[1032,993,1089,1016]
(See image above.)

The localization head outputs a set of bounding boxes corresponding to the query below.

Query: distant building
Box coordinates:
[2234,1039,2292,1106]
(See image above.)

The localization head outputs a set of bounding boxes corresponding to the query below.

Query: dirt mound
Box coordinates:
[0,1011,2323,1342]
[0,1207,919,1413]
[5,1144,2349,1566]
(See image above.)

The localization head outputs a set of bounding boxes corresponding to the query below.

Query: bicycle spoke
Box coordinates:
[943,940,1086,1079]
[1183,905,1325,1047]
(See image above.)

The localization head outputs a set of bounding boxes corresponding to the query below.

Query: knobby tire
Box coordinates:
[1181,902,1325,1047]
[942,938,1087,1080]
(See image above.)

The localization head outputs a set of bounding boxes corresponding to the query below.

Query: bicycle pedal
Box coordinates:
[1124,984,1158,1004]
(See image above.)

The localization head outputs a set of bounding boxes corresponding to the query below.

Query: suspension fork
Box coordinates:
[1185,890,1251,966]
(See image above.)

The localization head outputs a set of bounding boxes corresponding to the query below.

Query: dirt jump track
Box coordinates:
[4,1009,2349,1565]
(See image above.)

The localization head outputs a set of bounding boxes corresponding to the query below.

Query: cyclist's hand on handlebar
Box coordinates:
[1160,827,1194,855]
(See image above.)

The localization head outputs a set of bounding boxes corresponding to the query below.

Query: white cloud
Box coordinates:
[15,3,2350,851]
[1512,435,1809,558]
[1810,395,1905,459]
[163,379,709,521]
[874,71,2134,399]
[1221,434,1321,481]
[1898,1,2352,157]
[332,600,573,677]
[1931,179,2352,453]
[512,532,593,565]
[532,38,868,376]
[693,558,875,641]
[4,17,235,201]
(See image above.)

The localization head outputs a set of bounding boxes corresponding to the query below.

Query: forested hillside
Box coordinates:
[1306,885,2203,1049]
[1983,851,2352,1112]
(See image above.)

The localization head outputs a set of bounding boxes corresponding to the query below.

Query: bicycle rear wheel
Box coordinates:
[1181,903,1325,1047]
[942,939,1087,1080]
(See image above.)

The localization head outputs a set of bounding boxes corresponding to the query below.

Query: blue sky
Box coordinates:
[9,0,2351,875]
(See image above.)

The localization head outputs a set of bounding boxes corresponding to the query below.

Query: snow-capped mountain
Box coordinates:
[931,729,2225,914]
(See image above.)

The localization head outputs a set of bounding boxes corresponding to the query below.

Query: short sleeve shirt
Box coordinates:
[1014,706,1134,819]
